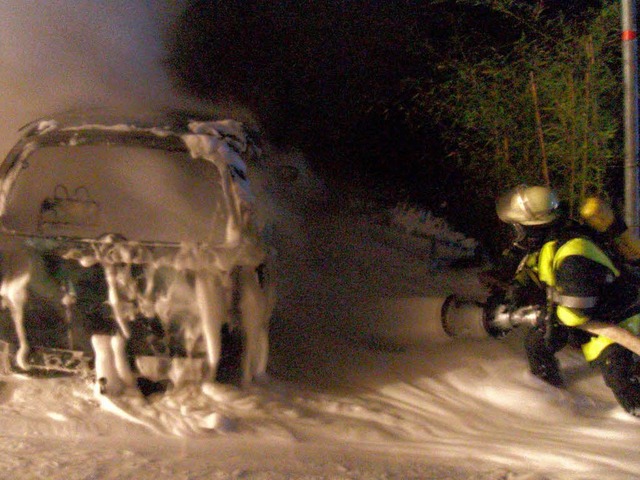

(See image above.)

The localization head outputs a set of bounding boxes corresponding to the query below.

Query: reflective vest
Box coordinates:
[526,237,640,361]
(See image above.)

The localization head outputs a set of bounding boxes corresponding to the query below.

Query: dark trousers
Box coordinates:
[524,325,568,387]
[593,344,640,416]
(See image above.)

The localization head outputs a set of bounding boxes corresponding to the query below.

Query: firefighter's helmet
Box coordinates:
[496,185,559,226]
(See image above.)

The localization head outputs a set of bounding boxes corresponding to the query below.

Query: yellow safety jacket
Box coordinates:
[523,237,640,361]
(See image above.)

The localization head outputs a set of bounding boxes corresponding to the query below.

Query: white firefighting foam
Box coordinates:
[0,119,275,404]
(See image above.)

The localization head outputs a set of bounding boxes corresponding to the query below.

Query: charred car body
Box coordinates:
[0,110,275,395]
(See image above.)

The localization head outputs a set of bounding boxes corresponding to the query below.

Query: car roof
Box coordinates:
[19,108,216,138]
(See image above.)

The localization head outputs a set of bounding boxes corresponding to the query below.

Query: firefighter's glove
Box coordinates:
[479,269,513,294]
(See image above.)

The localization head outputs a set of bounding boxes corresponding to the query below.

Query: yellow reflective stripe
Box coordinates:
[553,238,619,277]
[556,305,589,326]
[581,313,640,361]
[526,252,538,268]
[582,336,615,362]
[537,237,619,289]
[537,241,557,286]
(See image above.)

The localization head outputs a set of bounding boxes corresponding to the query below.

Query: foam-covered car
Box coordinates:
[0,110,275,394]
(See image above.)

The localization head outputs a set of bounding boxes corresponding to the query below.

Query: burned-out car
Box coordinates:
[0,110,275,394]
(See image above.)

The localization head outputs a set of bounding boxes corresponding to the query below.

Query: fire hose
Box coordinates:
[576,321,640,357]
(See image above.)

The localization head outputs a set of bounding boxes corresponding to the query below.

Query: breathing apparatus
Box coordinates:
[580,197,640,263]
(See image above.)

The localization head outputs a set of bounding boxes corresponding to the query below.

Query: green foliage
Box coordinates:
[402,1,622,218]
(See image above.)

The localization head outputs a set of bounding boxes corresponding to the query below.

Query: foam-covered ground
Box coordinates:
[1,211,639,480]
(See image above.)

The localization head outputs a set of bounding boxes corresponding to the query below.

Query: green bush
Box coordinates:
[402,1,622,220]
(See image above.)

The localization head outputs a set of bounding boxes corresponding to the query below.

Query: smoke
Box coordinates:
[0,0,325,236]
[0,1,185,158]
[0,0,329,322]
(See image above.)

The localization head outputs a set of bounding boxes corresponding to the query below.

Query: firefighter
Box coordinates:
[492,184,640,416]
